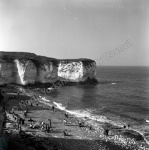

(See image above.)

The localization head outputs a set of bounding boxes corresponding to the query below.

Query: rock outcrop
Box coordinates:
[0,52,98,86]
[58,59,96,82]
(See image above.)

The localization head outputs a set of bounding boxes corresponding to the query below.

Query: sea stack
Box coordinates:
[0,51,98,86]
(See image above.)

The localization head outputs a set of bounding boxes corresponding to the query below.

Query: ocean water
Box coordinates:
[32,66,149,149]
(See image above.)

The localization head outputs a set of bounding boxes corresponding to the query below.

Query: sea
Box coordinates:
[30,66,149,149]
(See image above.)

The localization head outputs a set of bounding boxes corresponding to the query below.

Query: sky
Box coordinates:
[0,0,149,66]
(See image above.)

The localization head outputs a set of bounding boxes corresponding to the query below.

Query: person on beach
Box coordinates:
[104,128,109,136]
[18,124,22,132]
[89,125,92,130]
[127,124,130,128]
[22,118,25,125]
[63,119,67,125]
[46,124,52,133]
[123,124,130,129]
[24,110,27,117]
[11,108,14,114]
[52,106,55,112]
[48,117,51,127]
[19,118,25,125]
[41,125,44,131]
[63,129,68,136]
[45,124,48,131]
[41,121,44,125]
[17,92,20,100]
[36,102,39,106]
[29,122,33,129]
[45,124,49,132]
[78,121,85,127]
[65,112,68,118]
[28,118,34,122]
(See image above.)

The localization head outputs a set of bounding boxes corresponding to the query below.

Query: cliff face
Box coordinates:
[0,52,97,86]
[58,59,96,82]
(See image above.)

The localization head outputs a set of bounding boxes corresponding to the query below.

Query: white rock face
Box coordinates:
[36,61,58,83]
[15,59,37,85]
[0,52,97,85]
[58,61,96,82]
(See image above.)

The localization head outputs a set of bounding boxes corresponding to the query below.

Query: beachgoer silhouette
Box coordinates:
[41,121,44,125]
[24,110,27,117]
[52,106,55,112]
[36,102,39,106]
[48,117,51,127]
[104,128,109,136]
[63,119,66,125]
[18,124,21,132]
[17,92,20,100]
[47,126,50,133]
[89,125,92,130]
[65,112,68,118]
[63,129,68,136]
[45,124,48,131]
[28,118,33,122]
[41,125,44,131]
[19,118,24,125]
[78,121,84,127]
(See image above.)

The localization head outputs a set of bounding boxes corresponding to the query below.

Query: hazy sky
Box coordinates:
[0,0,149,66]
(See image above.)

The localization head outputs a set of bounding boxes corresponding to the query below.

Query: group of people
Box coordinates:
[63,129,71,136]
[7,111,25,132]
[41,120,52,133]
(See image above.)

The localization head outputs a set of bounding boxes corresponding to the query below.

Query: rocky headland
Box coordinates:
[0,51,98,86]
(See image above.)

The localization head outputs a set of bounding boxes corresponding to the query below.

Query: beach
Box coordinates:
[0,85,148,150]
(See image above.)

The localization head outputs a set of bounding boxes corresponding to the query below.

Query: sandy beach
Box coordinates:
[0,85,148,150]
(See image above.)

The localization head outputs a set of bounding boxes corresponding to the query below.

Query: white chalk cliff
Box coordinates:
[0,52,97,86]
[58,60,96,82]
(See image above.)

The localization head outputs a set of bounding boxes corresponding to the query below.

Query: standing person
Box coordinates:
[47,124,50,133]
[17,92,20,100]
[89,125,92,130]
[24,110,27,117]
[127,124,130,128]
[41,121,44,131]
[48,117,51,127]
[63,119,67,125]
[41,121,44,126]
[65,112,68,118]
[18,118,21,129]
[52,106,55,112]
[104,128,109,136]
[18,123,22,133]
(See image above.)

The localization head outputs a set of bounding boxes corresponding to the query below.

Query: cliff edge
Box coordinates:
[0,52,98,86]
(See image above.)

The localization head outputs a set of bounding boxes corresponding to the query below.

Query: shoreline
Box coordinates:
[1,85,149,150]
